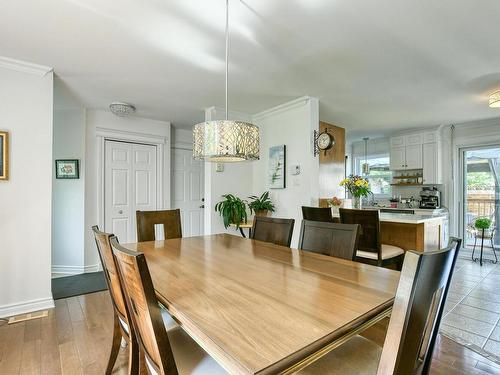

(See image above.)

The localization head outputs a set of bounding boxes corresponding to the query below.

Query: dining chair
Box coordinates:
[298,220,360,260]
[136,209,182,242]
[110,237,228,375]
[339,208,404,269]
[92,226,139,375]
[301,206,334,223]
[298,237,462,375]
[250,216,295,247]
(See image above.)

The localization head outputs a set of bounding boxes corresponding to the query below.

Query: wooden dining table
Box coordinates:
[125,234,400,375]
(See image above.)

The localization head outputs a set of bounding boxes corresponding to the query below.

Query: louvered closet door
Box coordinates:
[105,141,157,243]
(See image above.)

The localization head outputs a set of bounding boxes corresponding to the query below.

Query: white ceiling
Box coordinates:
[1,0,500,133]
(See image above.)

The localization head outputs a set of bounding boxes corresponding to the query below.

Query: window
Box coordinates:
[355,155,392,197]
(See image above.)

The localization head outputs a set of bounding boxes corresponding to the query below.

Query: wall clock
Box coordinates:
[314,129,335,156]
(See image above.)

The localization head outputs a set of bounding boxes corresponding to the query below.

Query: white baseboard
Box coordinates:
[51,263,101,276]
[0,297,55,319]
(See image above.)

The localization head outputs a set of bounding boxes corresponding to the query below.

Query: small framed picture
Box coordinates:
[0,131,9,180]
[55,159,79,179]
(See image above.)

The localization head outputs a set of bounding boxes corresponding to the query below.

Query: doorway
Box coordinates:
[171,147,204,237]
[104,140,158,243]
[461,146,500,253]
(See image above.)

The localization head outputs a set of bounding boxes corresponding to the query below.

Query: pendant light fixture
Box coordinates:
[193,0,260,162]
[362,137,370,175]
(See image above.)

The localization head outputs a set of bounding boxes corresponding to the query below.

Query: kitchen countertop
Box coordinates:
[378,213,445,224]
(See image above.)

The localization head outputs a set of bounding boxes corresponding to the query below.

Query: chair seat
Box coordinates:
[356,244,404,260]
[147,309,228,375]
[297,335,381,374]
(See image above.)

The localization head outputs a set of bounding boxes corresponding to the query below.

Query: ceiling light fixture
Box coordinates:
[193,0,259,162]
[489,91,500,108]
[109,102,136,117]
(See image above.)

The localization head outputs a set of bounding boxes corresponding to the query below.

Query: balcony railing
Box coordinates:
[466,198,496,219]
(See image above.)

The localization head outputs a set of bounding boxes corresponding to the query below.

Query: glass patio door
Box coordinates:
[462,146,500,250]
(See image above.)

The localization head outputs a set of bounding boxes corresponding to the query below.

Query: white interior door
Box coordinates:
[105,140,157,243]
[172,148,204,237]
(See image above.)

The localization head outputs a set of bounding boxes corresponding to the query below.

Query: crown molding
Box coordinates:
[252,96,315,121]
[0,56,53,76]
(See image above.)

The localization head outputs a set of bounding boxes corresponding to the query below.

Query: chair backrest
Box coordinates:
[301,206,334,223]
[91,226,129,328]
[377,237,462,375]
[251,216,295,247]
[298,220,360,260]
[136,209,182,242]
[339,208,380,257]
[110,237,178,375]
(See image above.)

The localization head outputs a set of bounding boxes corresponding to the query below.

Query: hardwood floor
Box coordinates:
[0,290,500,374]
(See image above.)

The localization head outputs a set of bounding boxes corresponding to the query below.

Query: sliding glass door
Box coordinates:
[462,146,500,250]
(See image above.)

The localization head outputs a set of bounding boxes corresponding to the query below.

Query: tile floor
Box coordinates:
[441,245,500,360]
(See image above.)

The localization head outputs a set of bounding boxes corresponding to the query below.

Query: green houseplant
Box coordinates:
[215,194,248,229]
[475,217,492,231]
[248,192,275,217]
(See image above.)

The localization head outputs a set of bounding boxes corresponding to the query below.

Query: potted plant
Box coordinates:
[215,194,248,229]
[340,175,371,209]
[248,191,275,217]
[327,196,342,215]
[475,217,492,234]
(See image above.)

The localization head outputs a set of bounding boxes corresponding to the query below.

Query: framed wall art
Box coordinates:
[269,145,286,189]
[0,131,9,180]
[55,159,80,179]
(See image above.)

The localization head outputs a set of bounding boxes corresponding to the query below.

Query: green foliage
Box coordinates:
[248,192,275,214]
[467,172,495,191]
[214,194,248,229]
[475,217,492,230]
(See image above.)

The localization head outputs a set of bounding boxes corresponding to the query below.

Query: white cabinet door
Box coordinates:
[423,131,437,144]
[105,141,157,243]
[390,136,405,147]
[423,142,437,184]
[171,148,204,237]
[405,144,423,169]
[390,146,406,170]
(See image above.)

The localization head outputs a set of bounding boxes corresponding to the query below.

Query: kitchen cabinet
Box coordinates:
[423,142,442,184]
[389,143,422,170]
[389,146,406,170]
[390,130,442,182]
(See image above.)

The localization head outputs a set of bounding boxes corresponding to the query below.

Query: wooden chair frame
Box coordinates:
[298,220,360,261]
[301,206,334,223]
[92,226,139,375]
[136,209,182,242]
[250,216,295,247]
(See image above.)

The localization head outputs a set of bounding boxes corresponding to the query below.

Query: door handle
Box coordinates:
[199,205,205,208]
[118,210,123,214]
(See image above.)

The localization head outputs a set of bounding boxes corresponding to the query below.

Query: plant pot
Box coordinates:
[254,210,269,217]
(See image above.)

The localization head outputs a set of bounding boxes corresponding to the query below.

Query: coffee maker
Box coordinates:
[419,187,440,209]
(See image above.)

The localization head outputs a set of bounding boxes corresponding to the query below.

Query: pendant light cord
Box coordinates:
[225,0,229,121]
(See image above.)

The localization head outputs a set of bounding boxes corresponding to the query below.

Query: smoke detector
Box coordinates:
[109,102,136,117]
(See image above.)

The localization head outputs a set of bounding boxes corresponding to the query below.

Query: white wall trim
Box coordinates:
[0,297,55,319]
[252,96,312,121]
[0,56,53,76]
[172,141,193,150]
[51,264,101,275]
[96,127,166,234]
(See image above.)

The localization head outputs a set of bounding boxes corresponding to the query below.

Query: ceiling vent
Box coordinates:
[109,102,136,117]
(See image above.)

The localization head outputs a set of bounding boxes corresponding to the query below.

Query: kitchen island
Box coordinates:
[331,210,446,252]
[378,213,445,252]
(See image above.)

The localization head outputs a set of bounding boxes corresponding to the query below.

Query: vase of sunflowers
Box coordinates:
[340,175,371,209]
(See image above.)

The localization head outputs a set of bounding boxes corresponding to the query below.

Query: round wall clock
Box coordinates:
[314,129,335,156]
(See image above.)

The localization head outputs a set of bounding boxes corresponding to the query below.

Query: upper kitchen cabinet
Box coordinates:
[389,130,442,184]
[389,135,423,170]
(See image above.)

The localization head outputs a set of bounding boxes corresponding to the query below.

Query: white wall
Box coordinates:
[204,107,255,236]
[84,110,171,269]
[252,97,320,247]
[172,127,192,148]
[52,80,86,274]
[0,62,54,317]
